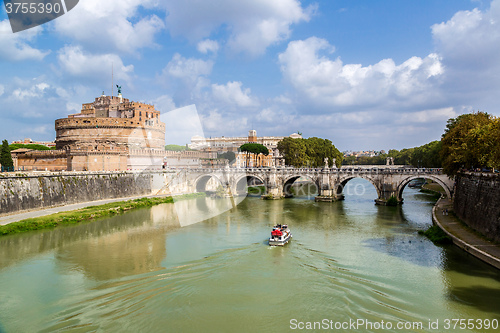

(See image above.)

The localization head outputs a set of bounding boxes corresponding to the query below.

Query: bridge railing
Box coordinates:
[166,166,444,175]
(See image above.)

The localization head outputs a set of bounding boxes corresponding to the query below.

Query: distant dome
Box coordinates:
[191,135,204,141]
[289,133,302,139]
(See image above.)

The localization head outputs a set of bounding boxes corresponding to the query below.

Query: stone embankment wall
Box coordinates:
[0,171,157,216]
[454,172,500,243]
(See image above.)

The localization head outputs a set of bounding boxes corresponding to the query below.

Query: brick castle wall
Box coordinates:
[55,117,165,151]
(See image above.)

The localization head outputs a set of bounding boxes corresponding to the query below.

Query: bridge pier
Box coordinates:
[262,167,284,200]
[315,168,344,202]
[316,169,333,202]
[315,189,336,202]
[262,184,284,199]
[374,182,403,205]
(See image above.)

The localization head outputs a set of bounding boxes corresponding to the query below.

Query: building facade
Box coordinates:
[189,130,302,167]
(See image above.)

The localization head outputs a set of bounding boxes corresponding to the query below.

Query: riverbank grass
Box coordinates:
[0,193,205,236]
[247,186,266,195]
[419,225,453,245]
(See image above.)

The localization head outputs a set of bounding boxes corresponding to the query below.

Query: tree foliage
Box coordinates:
[165,144,191,151]
[239,143,269,155]
[218,151,236,163]
[277,137,343,168]
[342,141,442,168]
[0,140,14,170]
[441,111,500,175]
[9,143,54,151]
[239,143,269,167]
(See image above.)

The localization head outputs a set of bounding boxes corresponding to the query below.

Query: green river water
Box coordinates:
[0,179,499,332]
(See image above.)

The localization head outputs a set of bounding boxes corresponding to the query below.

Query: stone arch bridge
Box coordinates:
[169,166,454,205]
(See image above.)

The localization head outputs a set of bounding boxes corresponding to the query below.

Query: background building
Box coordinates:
[189,130,302,167]
[11,138,56,148]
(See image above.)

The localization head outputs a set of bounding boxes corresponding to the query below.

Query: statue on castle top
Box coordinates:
[116,85,122,94]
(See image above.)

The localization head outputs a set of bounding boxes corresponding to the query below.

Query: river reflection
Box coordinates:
[0,179,499,332]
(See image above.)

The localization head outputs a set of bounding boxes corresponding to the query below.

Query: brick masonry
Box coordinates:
[454,172,500,243]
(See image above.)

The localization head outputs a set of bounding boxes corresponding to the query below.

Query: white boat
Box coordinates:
[269,224,292,246]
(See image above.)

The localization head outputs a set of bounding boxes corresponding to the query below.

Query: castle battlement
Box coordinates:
[55,94,165,155]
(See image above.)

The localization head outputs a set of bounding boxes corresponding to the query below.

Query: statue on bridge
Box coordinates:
[324,157,329,169]
[386,157,394,166]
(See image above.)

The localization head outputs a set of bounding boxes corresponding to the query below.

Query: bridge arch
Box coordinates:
[194,174,224,193]
[337,175,381,199]
[234,174,266,196]
[283,175,319,198]
[396,175,452,200]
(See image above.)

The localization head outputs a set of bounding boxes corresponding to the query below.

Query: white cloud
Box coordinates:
[66,102,80,113]
[153,94,177,113]
[12,83,50,101]
[197,39,219,54]
[58,46,134,83]
[432,1,500,69]
[164,0,315,56]
[279,37,443,110]
[273,95,293,104]
[211,81,258,107]
[164,53,213,81]
[54,0,164,53]
[159,53,214,105]
[0,84,4,96]
[430,0,500,108]
[32,125,49,134]
[396,107,457,124]
[201,109,248,133]
[257,107,294,124]
[160,104,205,145]
[0,20,49,61]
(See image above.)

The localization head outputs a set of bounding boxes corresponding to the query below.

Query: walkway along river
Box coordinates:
[0,179,499,332]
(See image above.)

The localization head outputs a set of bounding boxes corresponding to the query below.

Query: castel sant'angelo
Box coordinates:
[13,91,166,171]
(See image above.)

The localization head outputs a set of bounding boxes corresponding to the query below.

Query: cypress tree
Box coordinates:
[0,140,14,171]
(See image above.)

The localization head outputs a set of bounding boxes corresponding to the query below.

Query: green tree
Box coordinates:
[491,120,500,171]
[218,151,236,163]
[410,141,442,168]
[441,112,495,175]
[342,155,357,165]
[9,143,52,151]
[165,144,191,151]
[277,137,342,168]
[0,140,14,171]
[277,137,307,167]
[240,143,269,167]
[395,148,414,166]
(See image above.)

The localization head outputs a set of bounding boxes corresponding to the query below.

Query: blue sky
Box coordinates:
[1,0,499,150]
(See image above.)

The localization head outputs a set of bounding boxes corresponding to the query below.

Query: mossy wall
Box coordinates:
[0,172,153,215]
[454,172,500,243]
